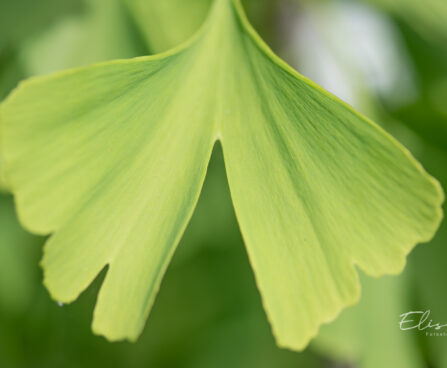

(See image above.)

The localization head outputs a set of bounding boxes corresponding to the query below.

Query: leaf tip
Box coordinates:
[91,317,141,344]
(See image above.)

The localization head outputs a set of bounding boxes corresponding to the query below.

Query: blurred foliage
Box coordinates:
[312,273,425,368]
[387,22,447,155]
[393,21,447,368]
[0,0,81,50]
[364,0,447,42]
[21,0,147,76]
[0,47,23,101]
[0,0,446,367]
[0,196,41,315]
[125,0,213,53]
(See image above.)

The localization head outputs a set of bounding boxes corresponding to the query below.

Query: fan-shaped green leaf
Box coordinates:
[0,0,443,350]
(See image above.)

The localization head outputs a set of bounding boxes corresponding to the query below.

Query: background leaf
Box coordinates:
[21,0,147,77]
[124,0,213,53]
[365,0,447,41]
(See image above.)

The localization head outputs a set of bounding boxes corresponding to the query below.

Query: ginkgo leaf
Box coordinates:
[0,0,443,351]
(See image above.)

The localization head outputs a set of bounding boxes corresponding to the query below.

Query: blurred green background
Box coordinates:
[0,0,446,367]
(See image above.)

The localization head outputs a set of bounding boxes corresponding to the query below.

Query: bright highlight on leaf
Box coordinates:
[0,0,444,351]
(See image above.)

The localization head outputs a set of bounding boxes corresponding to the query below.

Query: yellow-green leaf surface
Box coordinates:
[0,0,444,350]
